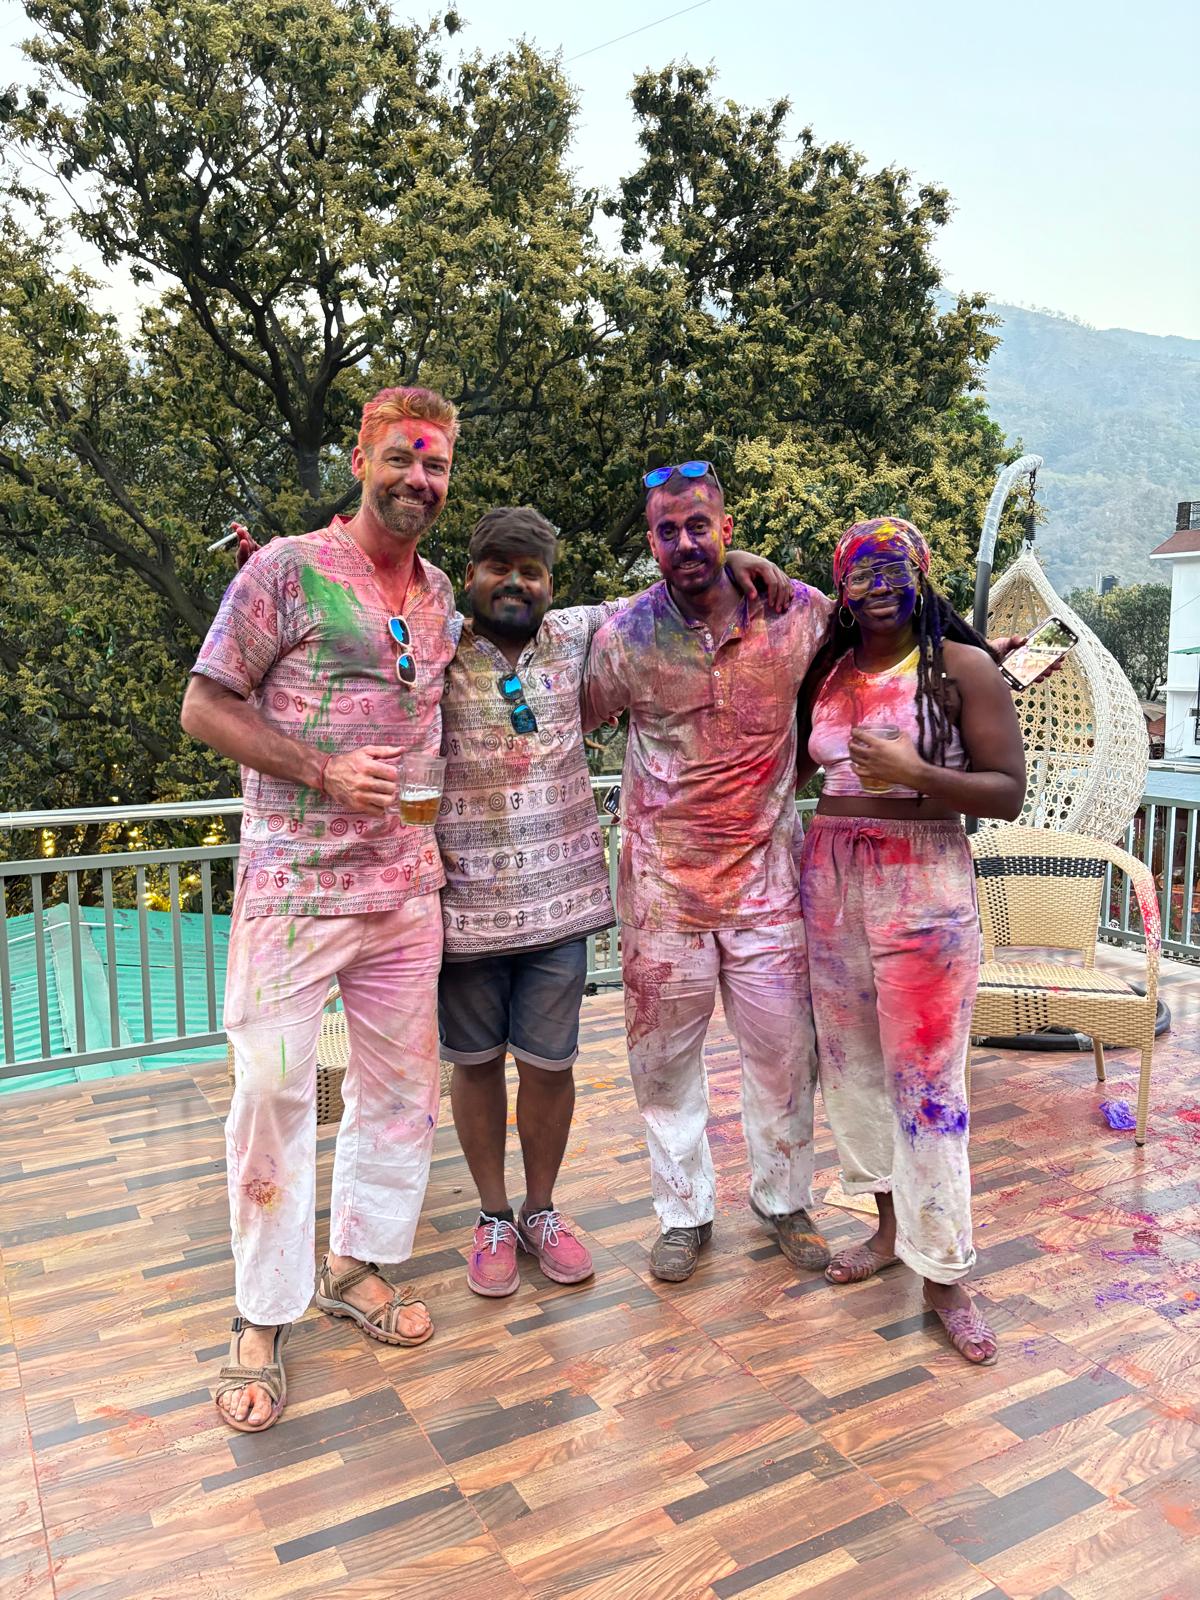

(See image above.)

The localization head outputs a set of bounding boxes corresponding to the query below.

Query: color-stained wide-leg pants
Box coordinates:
[800,816,980,1284]
[223,891,442,1324]
[621,921,818,1230]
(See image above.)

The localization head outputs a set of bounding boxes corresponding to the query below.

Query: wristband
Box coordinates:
[316,753,332,794]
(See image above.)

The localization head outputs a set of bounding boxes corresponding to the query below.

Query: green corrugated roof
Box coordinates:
[2,908,231,1093]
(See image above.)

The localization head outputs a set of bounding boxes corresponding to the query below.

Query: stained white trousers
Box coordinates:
[223,892,442,1324]
[621,921,818,1230]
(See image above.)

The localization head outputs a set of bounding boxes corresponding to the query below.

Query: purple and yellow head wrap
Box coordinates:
[832,517,931,593]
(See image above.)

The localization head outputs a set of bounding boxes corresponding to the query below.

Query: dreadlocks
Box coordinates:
[798,576,998,770]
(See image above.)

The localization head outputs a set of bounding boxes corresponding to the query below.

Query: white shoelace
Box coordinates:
[523,1208,562,1246]
[479,1215,518,1254]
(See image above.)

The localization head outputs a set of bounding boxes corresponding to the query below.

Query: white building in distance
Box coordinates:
[1151,500,1200,762]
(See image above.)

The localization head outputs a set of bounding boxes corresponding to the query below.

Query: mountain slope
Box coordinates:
[977,304,1200,594]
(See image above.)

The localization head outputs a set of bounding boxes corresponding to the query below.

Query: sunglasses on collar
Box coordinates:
[388,616,417,688]
[498,671,538,735]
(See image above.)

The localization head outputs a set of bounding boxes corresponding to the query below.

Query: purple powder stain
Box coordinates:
[1094,1280,1168,1310]
[1100,1228,1162,1266]
[1159,1297,1200,1322]
[902,1099,969,1142]
[1100,1099,1137,1131]
[413,436,427,450]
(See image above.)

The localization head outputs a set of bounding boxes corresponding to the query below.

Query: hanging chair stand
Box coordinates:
[972,454,1171,1049]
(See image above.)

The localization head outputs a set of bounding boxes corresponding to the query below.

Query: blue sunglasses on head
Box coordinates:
[642,459,723,491]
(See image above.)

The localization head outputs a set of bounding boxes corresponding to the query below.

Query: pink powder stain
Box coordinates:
[624,949,675,1047]
[243,1177,280,1209]
[1162,1502,1200,1537]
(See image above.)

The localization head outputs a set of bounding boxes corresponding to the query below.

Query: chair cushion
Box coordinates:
[977,962,1136,996]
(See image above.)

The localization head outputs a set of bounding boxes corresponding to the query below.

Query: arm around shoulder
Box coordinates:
[581,614,634,733]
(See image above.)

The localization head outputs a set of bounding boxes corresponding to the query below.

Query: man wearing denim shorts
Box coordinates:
[436,507,613,1294]
[438,506,788,1296]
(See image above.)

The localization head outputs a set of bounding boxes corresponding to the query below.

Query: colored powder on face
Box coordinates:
[413,437,427,450]
[1100,1099,1137,1131]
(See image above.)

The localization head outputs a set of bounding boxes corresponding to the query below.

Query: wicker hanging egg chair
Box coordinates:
[984,548,1149,842]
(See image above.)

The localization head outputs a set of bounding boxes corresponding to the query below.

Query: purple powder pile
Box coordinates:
[1099,1099,1137,1132]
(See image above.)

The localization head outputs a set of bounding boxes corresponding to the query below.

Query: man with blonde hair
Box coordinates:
[183,385,459,1432]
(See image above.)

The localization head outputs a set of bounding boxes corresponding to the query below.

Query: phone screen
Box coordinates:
[1002,617,1077,690]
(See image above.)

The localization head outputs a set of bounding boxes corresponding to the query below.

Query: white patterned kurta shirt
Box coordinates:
[437,604,623,959]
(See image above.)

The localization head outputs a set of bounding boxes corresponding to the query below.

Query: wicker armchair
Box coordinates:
[969,825,1161,1145]
[226,986,454,1127]
[984,550,1149,843]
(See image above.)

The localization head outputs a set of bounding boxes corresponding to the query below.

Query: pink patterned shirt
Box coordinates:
[582,579,833,931]
[192,521,458,917]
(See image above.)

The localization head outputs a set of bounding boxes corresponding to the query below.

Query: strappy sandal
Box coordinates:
[214,1318,291,1433]
[924,1291,999,1366]
[314,1256,433,1347]
[824,1241,901,1284]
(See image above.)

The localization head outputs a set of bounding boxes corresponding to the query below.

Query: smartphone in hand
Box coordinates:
[999,615,1079,691]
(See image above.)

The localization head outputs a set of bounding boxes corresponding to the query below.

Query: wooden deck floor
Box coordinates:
[3,946,1200,1600]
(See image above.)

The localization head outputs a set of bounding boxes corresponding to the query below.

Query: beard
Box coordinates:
[370,483,439,540]
[477,591,548,641]
[666,552,720,589]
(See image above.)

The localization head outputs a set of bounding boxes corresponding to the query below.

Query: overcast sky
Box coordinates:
[2,0,1196,338]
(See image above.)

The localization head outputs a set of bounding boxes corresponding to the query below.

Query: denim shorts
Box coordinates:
[438,937,589,1071]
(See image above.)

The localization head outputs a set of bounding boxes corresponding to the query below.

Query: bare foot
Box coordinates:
[217,1323,280,1428]
[325,1253,431,1342]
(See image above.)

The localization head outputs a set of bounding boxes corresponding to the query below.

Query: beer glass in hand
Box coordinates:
[851,723,901,794]
[398,755,446,825]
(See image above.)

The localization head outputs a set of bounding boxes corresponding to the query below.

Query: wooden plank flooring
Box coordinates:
[2,945,1200,1599]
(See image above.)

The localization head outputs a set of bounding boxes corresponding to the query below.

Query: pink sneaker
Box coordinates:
[467,1214,520,1297]
[518,1208,594,1285]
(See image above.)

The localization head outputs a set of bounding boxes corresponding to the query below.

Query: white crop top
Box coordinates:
[808,646,967,798]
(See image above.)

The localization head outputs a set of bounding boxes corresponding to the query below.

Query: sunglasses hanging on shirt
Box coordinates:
[497,671,538,735]
[388,616,417,688]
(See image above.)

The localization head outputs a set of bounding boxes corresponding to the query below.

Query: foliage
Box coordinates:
[1067,582,1171,702]
[982,303,1200,596]
[1,0,1021,822]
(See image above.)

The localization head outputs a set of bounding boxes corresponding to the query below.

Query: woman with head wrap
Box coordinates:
[796,518,1026,1364]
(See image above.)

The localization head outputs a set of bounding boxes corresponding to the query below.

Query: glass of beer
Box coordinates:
[397,755,445,825]
[851,723,901,794]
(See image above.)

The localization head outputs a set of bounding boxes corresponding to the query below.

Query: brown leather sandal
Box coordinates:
[314,1256,433,1347]
[214,1318,291,1433]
